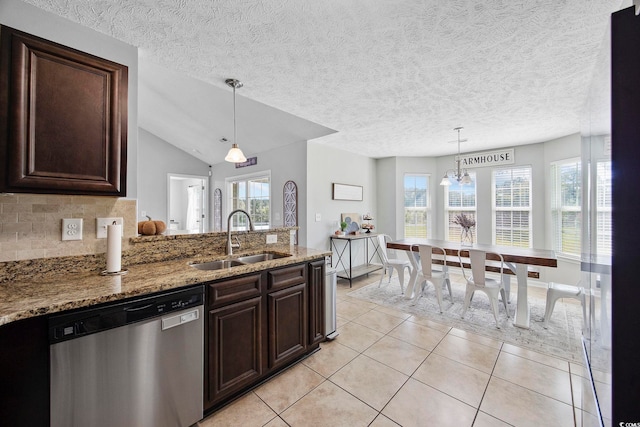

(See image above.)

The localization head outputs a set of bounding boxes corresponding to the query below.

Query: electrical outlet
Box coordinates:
[266,234,277,244]
[315,213,321,222]
[96,217,123,238]
[62,218,83,241]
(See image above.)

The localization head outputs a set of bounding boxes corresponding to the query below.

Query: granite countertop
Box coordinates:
[0,246,330,326]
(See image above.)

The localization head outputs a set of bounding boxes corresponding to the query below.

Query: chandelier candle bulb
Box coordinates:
[106,223,122,273]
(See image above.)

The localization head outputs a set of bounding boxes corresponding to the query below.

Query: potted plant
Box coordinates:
[335,221,348,236]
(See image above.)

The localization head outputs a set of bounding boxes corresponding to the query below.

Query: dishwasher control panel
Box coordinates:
[49,286,204,344]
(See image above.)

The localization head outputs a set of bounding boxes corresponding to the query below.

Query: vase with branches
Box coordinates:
[453,213,475,246]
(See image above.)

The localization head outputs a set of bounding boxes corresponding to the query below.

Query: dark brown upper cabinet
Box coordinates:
[0,26,128,196]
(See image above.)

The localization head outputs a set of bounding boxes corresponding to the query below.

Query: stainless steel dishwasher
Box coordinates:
[49,285,204,427]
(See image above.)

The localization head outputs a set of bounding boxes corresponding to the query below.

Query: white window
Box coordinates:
[596,160,612,256]
[493,167,532,247]
[551,159,581,257]
[445,173,477,242]
[403,174,431,238]
[226,171,271,230]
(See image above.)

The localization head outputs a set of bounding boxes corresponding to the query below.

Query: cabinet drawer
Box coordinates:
[267,264,306,292]
[207,273,262,308]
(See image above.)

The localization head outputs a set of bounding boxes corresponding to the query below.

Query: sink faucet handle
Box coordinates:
[232,235,241,249]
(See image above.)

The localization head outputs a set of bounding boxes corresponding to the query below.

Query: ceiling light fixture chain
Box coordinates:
[440,127,472,186]
[224,78,247,163]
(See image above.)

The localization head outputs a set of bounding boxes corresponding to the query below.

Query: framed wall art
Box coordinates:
[332,183,363,201]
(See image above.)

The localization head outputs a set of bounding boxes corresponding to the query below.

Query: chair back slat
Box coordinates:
[469,250,487,286]
[408,244,421,272]
[377,234,390,264]
[418,245,433,279]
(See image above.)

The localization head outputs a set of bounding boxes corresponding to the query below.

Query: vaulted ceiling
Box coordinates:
[23,0,623,164]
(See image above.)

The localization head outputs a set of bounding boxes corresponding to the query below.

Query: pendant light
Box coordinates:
[224,78,247,163]
[440,127,472,186]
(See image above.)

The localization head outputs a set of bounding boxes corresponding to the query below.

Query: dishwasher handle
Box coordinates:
[161,308,200,331]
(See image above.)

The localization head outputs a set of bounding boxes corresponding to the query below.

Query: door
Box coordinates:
[168,174,208,233]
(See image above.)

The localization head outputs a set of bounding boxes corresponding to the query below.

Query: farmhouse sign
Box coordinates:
[457,148,515,168]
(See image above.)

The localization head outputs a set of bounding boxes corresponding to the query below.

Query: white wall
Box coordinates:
[375,158,398,238]
[307,142,378,251]
[212,141,309,245]
[0,0,140,198]
[137,128,210,224]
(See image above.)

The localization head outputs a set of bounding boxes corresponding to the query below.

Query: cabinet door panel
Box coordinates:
[308,260,325,345]
[0,26,127,195]
[267,264,305,291]
[267,283,307,369]
[206,296,262,408]
[207,273,262,308]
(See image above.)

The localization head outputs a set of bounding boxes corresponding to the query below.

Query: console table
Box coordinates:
[330,233,382,287]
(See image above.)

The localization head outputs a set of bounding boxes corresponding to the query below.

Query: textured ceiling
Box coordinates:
[22,0,623,161]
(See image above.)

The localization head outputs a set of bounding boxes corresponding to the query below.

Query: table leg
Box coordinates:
[502,275,511,303]
[507,262,530,329]
[404,252,418,299]
[348,239,353,288]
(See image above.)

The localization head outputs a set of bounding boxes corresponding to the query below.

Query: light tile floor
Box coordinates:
[198,272,593,427]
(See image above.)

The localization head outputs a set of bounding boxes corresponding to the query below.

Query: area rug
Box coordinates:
[347,275,585,363]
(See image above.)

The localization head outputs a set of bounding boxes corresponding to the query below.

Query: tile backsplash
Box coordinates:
[0,193,137,262]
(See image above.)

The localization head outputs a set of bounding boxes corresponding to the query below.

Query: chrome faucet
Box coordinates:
[226,209,254,255]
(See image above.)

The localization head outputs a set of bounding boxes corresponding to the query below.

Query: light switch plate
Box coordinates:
[315,213,321,222]
[96,217,123,238]
[266,234,277,244]
[62,218,83,241]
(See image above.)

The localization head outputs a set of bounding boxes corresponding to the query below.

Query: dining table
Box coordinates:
[387,238,558,329]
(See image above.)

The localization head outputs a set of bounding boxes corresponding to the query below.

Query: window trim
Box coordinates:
[403,173,431,238]
[225,170,272,230]
[491,165,533,248]
[550,158,582,259]
[444,172,477,242]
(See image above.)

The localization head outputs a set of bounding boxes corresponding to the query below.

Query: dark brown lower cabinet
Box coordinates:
[308,260,326,346]
[0,316,49,426]
[267,283,307,369]
[206,296,262,407]
[204,259,325,413]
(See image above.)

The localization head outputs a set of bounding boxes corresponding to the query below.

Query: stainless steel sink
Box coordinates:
[234,253,291,264]
[189,259,245,270]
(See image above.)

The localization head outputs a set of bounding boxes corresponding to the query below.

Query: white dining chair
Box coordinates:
[543,281,588,332]
[377,234,411,294]
[408,244,452,313]
[458,249,509,328]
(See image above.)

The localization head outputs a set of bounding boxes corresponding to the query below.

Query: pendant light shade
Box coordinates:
[440,127,472,186]
[225,78,247,163]
[225,143,246,162]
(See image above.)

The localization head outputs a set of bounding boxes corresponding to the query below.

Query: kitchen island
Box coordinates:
[0,229,330,426]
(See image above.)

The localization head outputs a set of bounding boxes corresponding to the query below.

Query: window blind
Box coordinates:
[404,174,430,238]
[445,173,476,242]
[493,167,532,248]
[596,161,612,256]
[551,160,581,257]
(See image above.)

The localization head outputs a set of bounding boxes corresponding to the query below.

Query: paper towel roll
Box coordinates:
[106,224,122,273]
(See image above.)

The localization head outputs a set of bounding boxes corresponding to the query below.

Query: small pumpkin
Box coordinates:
[138,216,167,235]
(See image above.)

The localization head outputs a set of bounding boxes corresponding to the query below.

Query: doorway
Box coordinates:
[167,174,208,234]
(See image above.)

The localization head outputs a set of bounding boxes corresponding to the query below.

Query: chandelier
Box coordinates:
[224,78,248,163]
[440,127,472,186]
